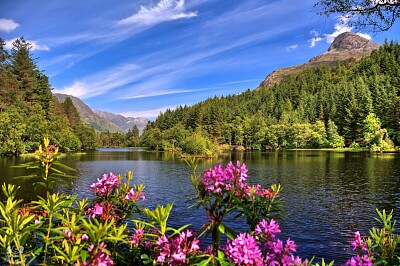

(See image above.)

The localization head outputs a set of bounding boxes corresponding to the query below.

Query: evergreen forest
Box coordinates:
[1,38,400,156]
[0,38,96,155]
[142,41,400,153]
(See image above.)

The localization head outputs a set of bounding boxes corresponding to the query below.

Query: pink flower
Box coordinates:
[130,229,144,246]
[63,229,74,240]
[82,234,89,241]
[93,203,104,216]
[225,233,263,266]
[351,231,368,253]
[154,230,200,264]
[255,219,281,239]
[203,161,248,194]
[346,254,373,266]
[91,173,119,197]
[34,219,40,224]
[84,242,114,266]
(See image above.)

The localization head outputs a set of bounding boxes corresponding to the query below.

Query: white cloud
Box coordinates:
[118,0,197,26]
[309,16,372,47]
[54,64,141,98]
[120,105,179,118]
[0,18,19,33]
[355,32,372,40]
[286,44,299,51]
[121,89,202,99]
[5,38,50,51]
[324,16,353,43]
[309,30,323,48]
[217,79,259,86]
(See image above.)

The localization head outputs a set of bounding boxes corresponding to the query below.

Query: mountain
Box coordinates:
[53,93,149,133]
[257,32,381,89]
[93,110,148,134]
[53,93,122,133]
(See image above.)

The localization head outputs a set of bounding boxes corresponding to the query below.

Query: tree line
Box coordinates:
[0,38,96,155]
[141,41,400,152]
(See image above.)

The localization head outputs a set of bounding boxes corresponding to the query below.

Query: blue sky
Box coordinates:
[1,0,399,119]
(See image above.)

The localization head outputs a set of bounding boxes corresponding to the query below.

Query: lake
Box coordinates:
[1,149,400,264]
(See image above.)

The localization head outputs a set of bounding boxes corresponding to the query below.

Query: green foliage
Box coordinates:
[0,37,96,155]
[180,132,220,156]
[326,119,344,148]
[14,137,76,194]
[143,41,400,150]
[2,140,400,264]
[0,109,26,155]
[363,113,395,152]
[0,184,38,265]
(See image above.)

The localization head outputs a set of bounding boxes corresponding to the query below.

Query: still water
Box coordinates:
[1,149,400,264]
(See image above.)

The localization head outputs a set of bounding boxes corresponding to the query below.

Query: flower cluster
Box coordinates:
[130,229,144,246]
[226,219,307,265]
[125,187,146,201]
[225,233,263,266]
[346,232,374,266]
[154,229,200,265]
[84,242,114,266]
[85,201,121,221]
[86,172,145,222]
[91,173,119,197]
[237,184,275,201]
[203,161,247,194]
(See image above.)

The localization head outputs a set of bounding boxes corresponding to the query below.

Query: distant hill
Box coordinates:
[257,32,381,89]
[53,93,122,133]
[93,110,148,134]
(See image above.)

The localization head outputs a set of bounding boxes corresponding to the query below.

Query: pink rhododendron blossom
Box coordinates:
[255,219,281,239]
[93,203,104,216]
[84,242,114,266]
[203,161,248,194]
[225,233,263,266]
[124,188,145,201]
[346,232,374,266]
[154,230,200,265]
[91,173,119,197]
[346,254,373,266]
[351,231,368,253]
[130,229,144,246]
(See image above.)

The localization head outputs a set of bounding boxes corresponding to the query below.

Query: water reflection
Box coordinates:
[0,149,399,264]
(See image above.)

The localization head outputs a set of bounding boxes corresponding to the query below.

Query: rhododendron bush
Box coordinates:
[0,141,399,265]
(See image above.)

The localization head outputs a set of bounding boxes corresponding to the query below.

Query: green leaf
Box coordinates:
[195,257,212,266]
[80,250,88,262]
[218,223,225,234]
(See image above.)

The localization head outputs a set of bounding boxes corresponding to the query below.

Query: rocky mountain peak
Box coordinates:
[257,32,381,89]
[327,32,380,52]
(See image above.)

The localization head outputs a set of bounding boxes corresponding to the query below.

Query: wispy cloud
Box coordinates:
[39,54,79,68]
[309,16,371,47]
[5,38,49,51]
[286,44,298,52]
[54,64,140,98]
[118,0,197,26]
[120,88,207,99]
[0,18,19,33]
[120,105,179,118]
[216,79,259,86]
